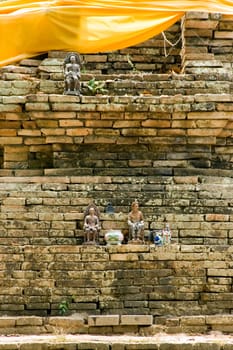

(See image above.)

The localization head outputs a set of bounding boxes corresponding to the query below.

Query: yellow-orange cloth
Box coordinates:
[0,0,233,66]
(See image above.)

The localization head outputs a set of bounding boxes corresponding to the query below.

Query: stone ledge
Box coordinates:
[121,315,153,326]
[0,334,233,350]
[87,315,153,326]
[0,315,232,335]
[88,315,120,326]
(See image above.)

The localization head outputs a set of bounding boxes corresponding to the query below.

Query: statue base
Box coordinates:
[128,239,144,245]
[82,241,98,245]
[64,90,81,96]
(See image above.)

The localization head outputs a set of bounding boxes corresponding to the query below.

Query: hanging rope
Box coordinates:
[162,31,182,57]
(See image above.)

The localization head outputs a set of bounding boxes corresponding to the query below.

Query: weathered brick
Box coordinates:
[185,19,219,29]
[88,315,119,326]
[51,103,81,111]
[205,214,229,222]
[16,317,43,326]
[120,315,153,325]
[0,318,15,327]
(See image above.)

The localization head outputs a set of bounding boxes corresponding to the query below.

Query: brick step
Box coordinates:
[0,334,232,349]
[0,174,231,246]
[39,82,231,96]
[4,167,232,178]
[2,62,232,82]
[0,172,232,182]
[0,75,231,96]
[0,315,233,335]
[1,81,231,96]
[1,167,233,178]
[0,245,233,316]
[1,62,232,95]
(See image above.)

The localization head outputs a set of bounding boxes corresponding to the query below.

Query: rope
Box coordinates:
[162,31,182,57]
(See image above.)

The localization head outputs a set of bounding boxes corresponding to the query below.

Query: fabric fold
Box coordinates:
[0,0,233,66]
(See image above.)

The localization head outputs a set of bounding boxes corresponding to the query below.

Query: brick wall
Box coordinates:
[0,94,233,172]
[0,244,233,317]
[0,176,232,246]
[182,12,233,71]
[0,12,233,319]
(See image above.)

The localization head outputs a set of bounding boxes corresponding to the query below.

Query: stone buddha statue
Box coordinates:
[64,52,81,95]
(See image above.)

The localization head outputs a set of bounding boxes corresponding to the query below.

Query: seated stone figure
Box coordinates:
[64,52,81,95]
[128,199,144,242]
[83,203,101,244]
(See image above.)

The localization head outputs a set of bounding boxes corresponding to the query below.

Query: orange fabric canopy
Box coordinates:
[0,0,233,66]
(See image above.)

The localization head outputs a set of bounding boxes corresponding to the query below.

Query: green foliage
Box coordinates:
[59,300,69,316]
[86,77,108,95]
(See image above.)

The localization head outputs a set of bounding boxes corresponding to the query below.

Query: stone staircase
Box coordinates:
[0,315,232,349]
[2,314,233,335]
[1,58,232,96]
[0,13,233,349]
[0,308,232,349]
[0,333,232,349]
[0,175,232,246]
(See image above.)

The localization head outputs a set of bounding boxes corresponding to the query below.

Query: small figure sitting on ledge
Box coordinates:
[64,52,81,95]
[83,203,101,244]
[128,199,144,242]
